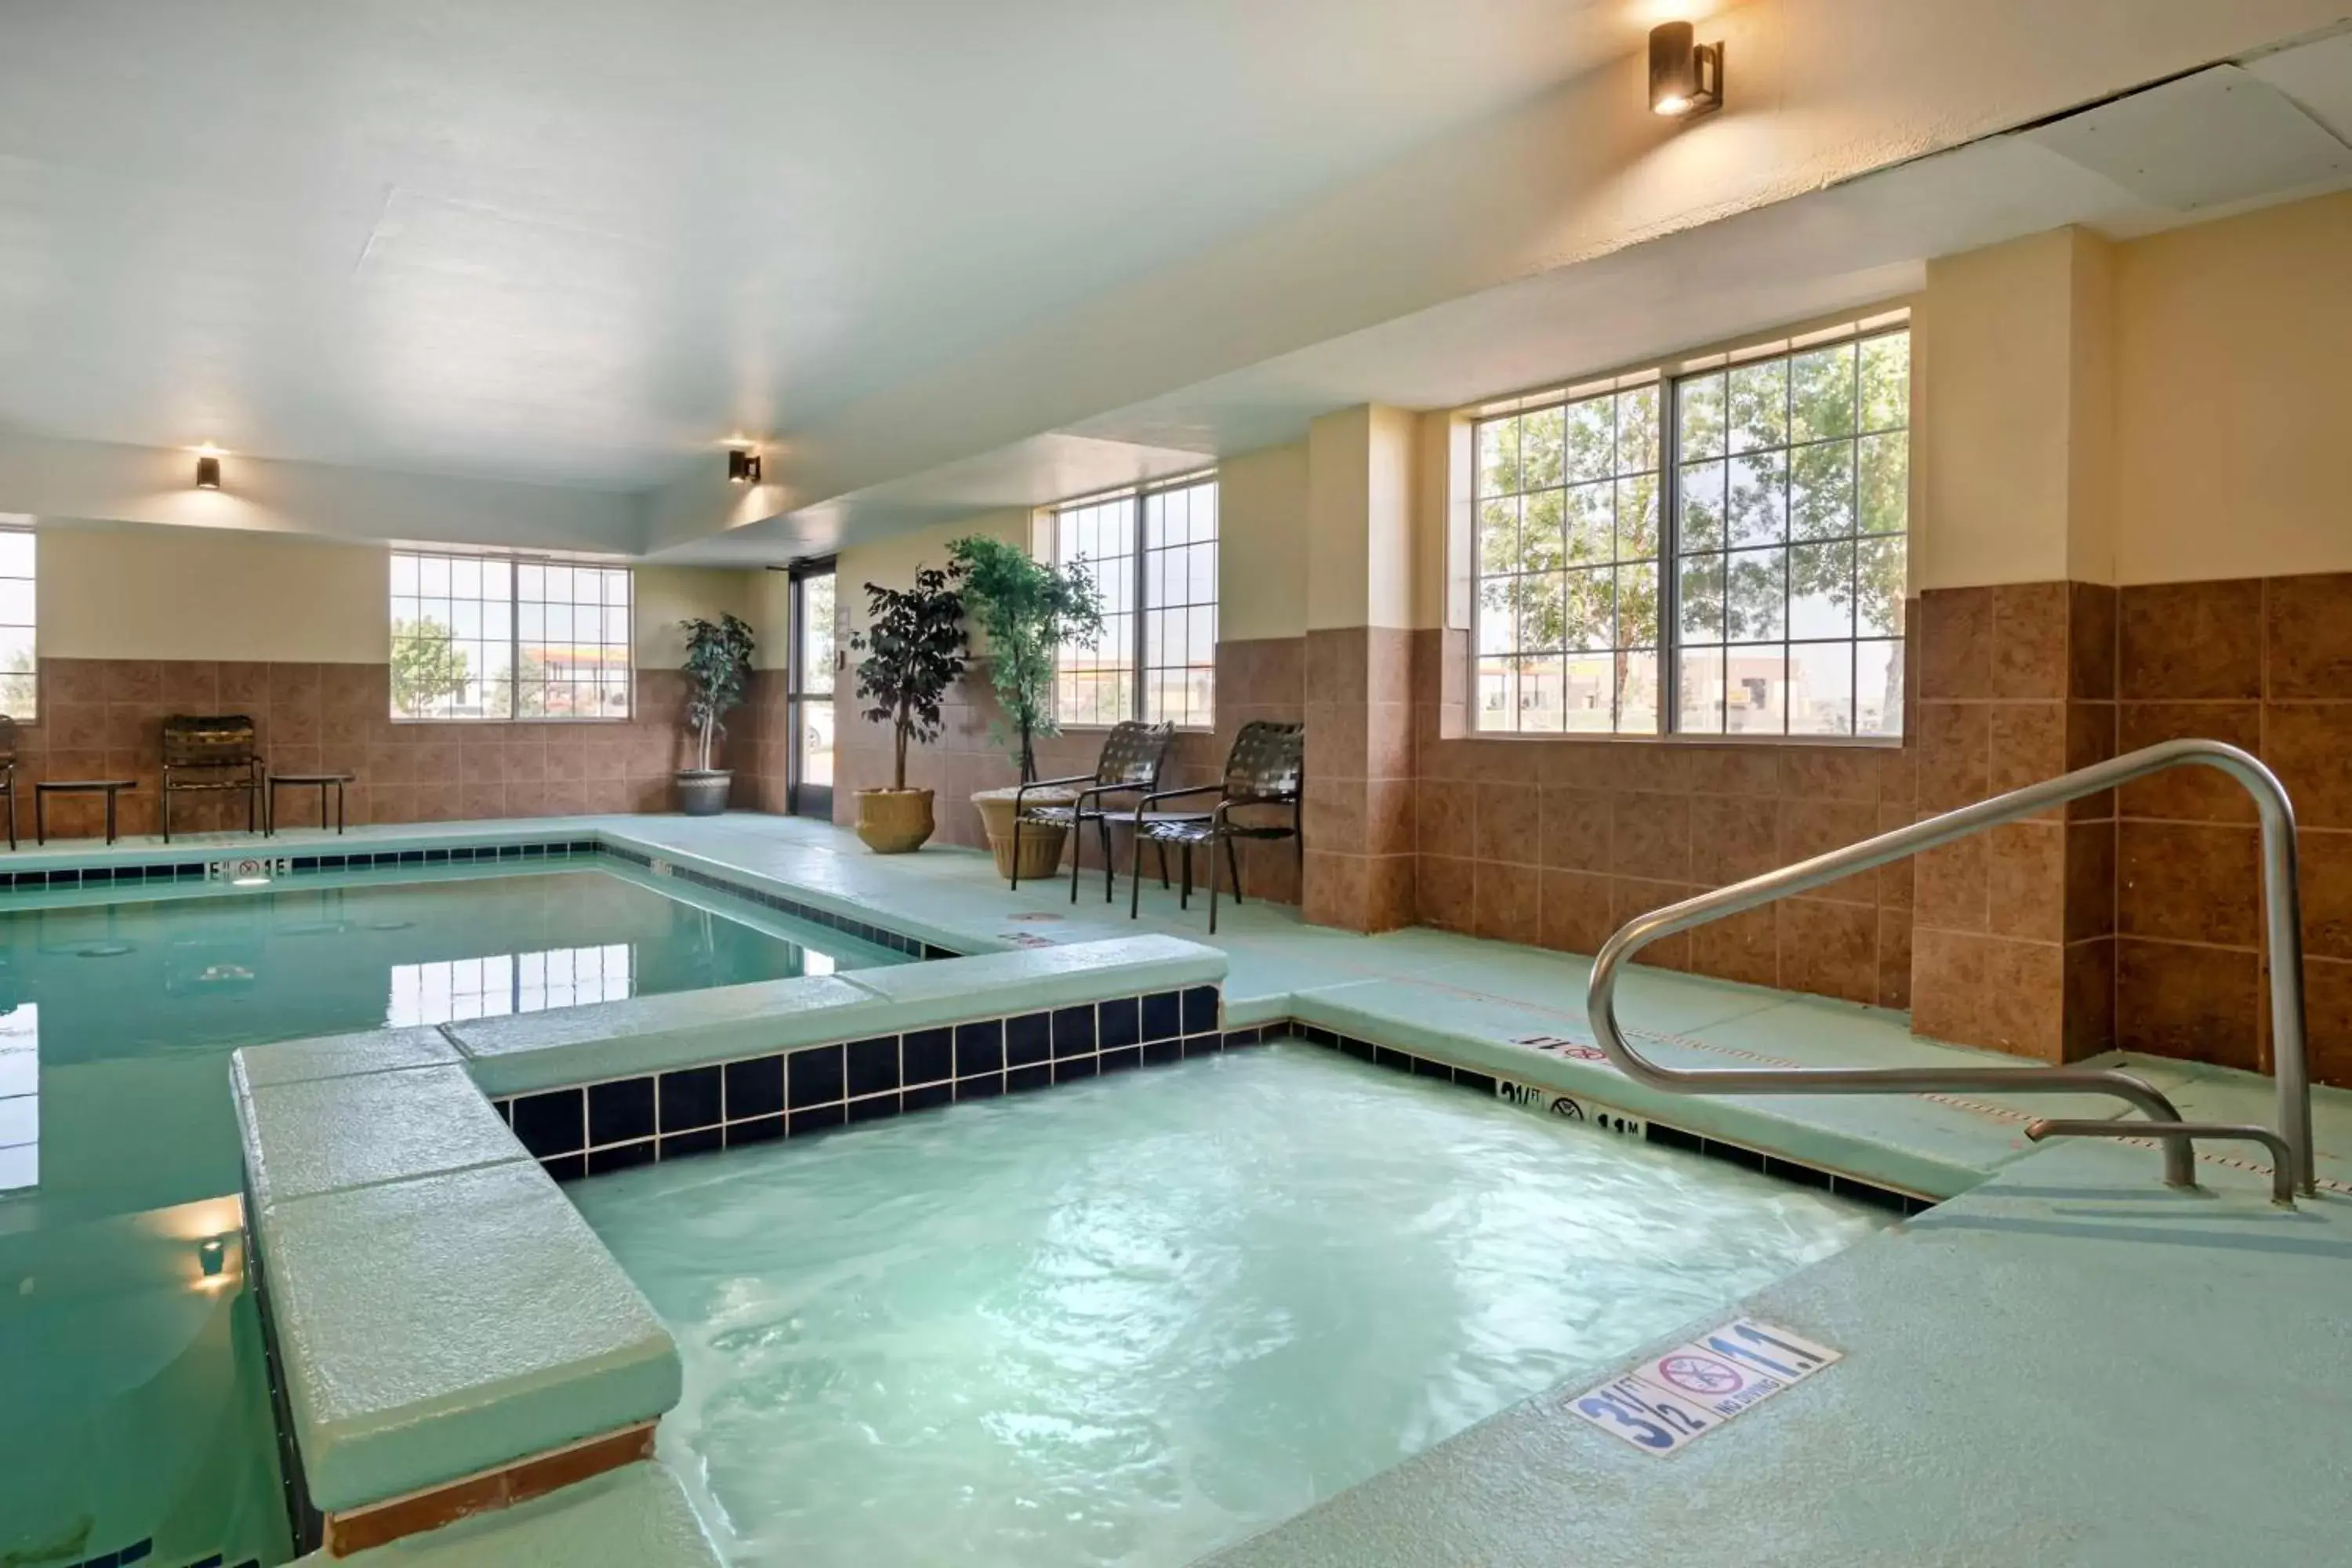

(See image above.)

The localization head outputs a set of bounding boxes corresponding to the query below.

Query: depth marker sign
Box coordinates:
[1568,1319,1841,1454]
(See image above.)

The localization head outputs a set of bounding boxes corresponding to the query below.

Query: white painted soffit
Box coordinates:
[648,2,2352,561]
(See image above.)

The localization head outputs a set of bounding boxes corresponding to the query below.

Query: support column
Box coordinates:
[1909,227,2118,1060]
[1300,406,1418,931]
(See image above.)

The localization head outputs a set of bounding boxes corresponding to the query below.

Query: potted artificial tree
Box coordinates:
[675,612,757,816]
[848,565,967,853]
[949,533,1103,879]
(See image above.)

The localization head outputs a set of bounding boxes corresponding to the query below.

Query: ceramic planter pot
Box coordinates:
[855,787,935,854]
[971,786,1076,880]
[674,769,732,816]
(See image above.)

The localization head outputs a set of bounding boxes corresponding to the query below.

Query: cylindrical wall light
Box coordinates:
[728,448,761,485]
[1648,22,1723,118]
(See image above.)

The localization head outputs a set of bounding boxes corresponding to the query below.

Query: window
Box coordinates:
[0,528,34,721]
[390,550,633,720]
[1051,473,1218,728]
[1472,318,1908,739]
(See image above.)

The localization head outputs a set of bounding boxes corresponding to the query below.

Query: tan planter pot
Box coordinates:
[855,788,936,854]
[972,786,1076,880]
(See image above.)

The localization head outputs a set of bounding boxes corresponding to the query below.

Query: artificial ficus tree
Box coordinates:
[850,567,968,790]
[946,533,1103,784]
[679,612,757,771]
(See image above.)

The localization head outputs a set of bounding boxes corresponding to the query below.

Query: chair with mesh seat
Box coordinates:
[1011,720,1176,902]
[162,714,266,841]
[1127,720,1304,932]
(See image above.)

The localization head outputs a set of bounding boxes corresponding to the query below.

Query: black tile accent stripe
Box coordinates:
[498,985,1228,1183]
[1279,1025,1937,1216]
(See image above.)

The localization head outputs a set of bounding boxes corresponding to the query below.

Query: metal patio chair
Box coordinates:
[1010,720,1176,902]
[1128,720,1304,932]
[162,714,266,841]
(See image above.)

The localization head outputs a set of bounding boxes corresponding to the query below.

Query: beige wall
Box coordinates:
[1914,227,2114,590]
[1218,441,1308,643]
[834,510,1029,638]
[633,564,758,669]
[2113,191,2352,585]
[39,522,388,662]
[1306,405,1417,632]
[37,520,757,668]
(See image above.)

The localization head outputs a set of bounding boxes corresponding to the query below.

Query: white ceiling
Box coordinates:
[0,0,1646,491]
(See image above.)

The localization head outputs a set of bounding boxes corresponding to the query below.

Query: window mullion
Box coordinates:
[1132,491,1149,724]
[1660,376,1682,737]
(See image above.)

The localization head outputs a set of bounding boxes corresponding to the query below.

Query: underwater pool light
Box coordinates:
[198,1235,227,1278]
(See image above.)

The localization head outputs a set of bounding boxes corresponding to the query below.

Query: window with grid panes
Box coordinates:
[0,528,35,721]
[1470,318,1907,739]
[390,550,634,720]
[1474,376,1661,733]
[1051,474,1218,728]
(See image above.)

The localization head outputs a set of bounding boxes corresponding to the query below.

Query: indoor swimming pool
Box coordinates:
[0,857,909,1568]
[575,1043,1891,1568]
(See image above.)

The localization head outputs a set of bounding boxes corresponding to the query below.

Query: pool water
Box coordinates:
[575,1044,1890,1568]
[0,862,906,1568]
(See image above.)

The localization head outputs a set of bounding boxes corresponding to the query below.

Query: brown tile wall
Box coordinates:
[1407,625,1917,1008]
[1301,626,1415,931]
[2112,572,2352,1087]
[1909,583,2117,1062]
[20,659,762,838]
[832,637,1306,904]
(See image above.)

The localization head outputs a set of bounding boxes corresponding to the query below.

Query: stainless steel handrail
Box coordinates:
[1585,739,2312,1200]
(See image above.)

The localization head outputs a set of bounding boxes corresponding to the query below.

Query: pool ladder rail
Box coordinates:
[1585,739,2313,1207]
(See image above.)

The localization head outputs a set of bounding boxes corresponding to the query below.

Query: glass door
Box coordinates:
[788,562,837,819]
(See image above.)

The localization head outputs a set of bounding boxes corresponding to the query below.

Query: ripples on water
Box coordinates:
[575,1044,1889,1567]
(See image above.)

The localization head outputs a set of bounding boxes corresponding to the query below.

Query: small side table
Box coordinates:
[37,779,137,845]
[268,772,354,835]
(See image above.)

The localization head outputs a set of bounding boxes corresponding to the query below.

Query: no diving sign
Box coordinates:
[1569,1319,1841,1454]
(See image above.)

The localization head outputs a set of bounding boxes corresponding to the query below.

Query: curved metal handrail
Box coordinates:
[1585,739,2311,1200]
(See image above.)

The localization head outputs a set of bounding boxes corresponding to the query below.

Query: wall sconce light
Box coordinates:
[1648,22,1722,118]
[194,451,223,489]
[199,1235,227,1277]
[728,448,761,485]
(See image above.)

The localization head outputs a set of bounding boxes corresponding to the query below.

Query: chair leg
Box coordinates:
[1069,816,1083,904]
[1178,844,1192,909]
[1131,837,1147,920]
[1207,833,1223,935]
[1225,835,1245,906]
[1101,816,1116,902]
[1157,842,1171,888]
[4,786,13,851]
[162,785,171,844]
[1009,815,1023,890]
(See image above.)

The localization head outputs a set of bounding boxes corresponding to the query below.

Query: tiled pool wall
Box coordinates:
[0,832,960,960]
[493,985,1232,1179]
[489,978,1929,1217]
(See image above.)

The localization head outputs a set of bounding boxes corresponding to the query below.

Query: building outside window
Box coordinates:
[390,550,633,720]
[0,527,33,722]
[1051,473,1218,728]
[1472,317,1908,739]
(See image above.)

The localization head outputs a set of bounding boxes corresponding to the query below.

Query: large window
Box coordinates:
[1473,318,1908,739]
[0,528,34,721]
[390,550,633,721]
[1051,473,1218,728]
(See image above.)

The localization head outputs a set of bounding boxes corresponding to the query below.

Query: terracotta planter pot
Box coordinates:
[972,786,1076,880]
[855,787,936,854]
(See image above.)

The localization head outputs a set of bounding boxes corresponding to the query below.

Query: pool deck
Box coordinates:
[82,809,2349,1566]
